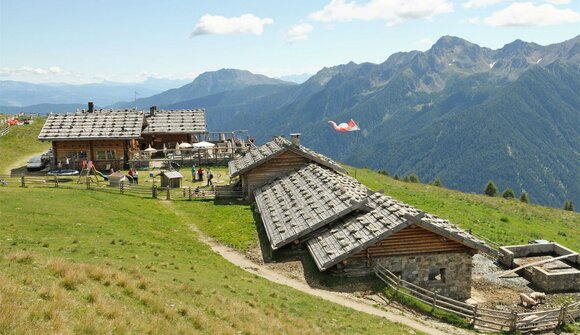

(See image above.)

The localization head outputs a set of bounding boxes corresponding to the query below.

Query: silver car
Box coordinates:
[26,156,46,171]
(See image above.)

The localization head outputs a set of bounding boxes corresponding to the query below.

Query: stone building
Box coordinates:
[254,163,496,300]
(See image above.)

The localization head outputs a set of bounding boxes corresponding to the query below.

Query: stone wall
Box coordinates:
[346,252,473,300]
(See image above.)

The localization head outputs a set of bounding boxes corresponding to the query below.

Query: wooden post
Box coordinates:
[188,186,192,201]
[510,311,518,332]
[120,181,124,194]
[55,175,59,188]
[432,292,438,309]
[20,174,25,188]
[86,177,90,190]
[557,306,567,327]
[472,304,478,326]
[152,185,157,198]
[166,188,170,200]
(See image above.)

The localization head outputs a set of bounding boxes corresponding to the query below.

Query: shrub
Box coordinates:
[563,200,575,211]
[431,177,443,187]
[407,173,421,183]
[520,191,529,203]
[502,188,515,199]
[483,180,499,197]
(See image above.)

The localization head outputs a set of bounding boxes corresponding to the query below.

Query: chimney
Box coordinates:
[150,106,157,117]
[88,102,94,113]
[290,133,301,146]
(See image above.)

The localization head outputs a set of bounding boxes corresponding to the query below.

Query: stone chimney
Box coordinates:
[290,133,301,146]
[150,106,157,117]
[88,102,94,113]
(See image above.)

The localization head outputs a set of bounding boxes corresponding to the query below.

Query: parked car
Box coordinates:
[27,156,46,171]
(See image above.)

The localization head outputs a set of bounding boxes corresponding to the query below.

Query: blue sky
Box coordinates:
[1,0,578,83]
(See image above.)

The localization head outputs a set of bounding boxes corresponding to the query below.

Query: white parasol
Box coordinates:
[144,145,157,153]
[178,142,193,149]
[192,141,215,149]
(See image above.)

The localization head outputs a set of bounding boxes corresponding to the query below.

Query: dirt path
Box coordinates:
[186,222,471,335]
[4,149,47,174]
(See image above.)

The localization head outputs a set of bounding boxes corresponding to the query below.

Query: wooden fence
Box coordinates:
[375,264,579,333]
[0,174,216,201]
[0,125,9,137]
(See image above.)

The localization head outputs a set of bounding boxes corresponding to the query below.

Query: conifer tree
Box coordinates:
[432,176,443,187]
[502,188,515,199]
[563,200,575,211]
[484,180,499,197]
[520,191,529,203]
[408,173,421,183]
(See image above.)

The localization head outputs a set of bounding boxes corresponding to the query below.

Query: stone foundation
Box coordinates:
[345,252,473,300]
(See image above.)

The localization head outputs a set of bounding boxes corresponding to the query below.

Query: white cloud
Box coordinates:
[544,0,571,4]
[0,66,64,76]
[462,0,502,9]
[309,0,453,25]
[189,14,273,37]
[287,23,314,42]
[483,2,580,26]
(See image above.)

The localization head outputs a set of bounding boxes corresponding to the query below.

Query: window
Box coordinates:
[96,150,116,160]
[428,268,446,283]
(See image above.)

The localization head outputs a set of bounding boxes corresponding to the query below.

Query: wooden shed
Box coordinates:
[160,171,183,188]
[108,172,126,187]
[254,164,497,300]
[228,134,347,198]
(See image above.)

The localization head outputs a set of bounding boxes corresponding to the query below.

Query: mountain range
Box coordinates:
[1,35,578,208]
[0,77,190,108]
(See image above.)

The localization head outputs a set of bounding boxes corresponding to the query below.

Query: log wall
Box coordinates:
[244,150,309,197]
[351,224,473,258]
[52,139,139,171]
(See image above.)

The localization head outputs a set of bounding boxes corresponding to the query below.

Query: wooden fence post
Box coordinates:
[166,188,170,200]
[510,311,518,332]
[188,186,192,201]
[472,304,478,326]
[152,185,157,198]
[55,175,59,188]
[120,181,124,194]
[86,177,90,190]
[432,292,438,309]
[21,174,25,188]
[557,306,567,327]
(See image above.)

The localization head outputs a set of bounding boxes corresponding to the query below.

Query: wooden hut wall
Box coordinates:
[244,150,310,196]
[349,225,474,260]
[53,139,130,171]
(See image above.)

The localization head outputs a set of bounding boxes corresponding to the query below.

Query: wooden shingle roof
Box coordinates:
[228,136,346,177]
[254,164,368,250]
[38,109,143,141]
[306,193,497,270]
[142,109,206,134]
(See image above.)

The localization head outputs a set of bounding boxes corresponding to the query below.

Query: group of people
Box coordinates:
[191,165,214,186]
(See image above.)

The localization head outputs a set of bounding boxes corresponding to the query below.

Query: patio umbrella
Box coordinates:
[144,145,157,153]
[178,142,193,149]
[192,141,215,149]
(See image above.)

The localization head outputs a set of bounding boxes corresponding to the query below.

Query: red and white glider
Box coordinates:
[328,119,360,132]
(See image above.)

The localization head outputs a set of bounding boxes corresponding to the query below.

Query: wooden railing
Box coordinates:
[375,264,579,333]
[0,174,216,201]
[0,125,9,137]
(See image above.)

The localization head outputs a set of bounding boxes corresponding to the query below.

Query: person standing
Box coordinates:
[207,169,213,186]
[65,157,70,169]
[197,167,204,181]
[191,164,196,182]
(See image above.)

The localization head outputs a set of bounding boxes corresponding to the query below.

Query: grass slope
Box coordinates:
[348,167,580,250]
[0,187,416,335]
[0,118,49,173]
